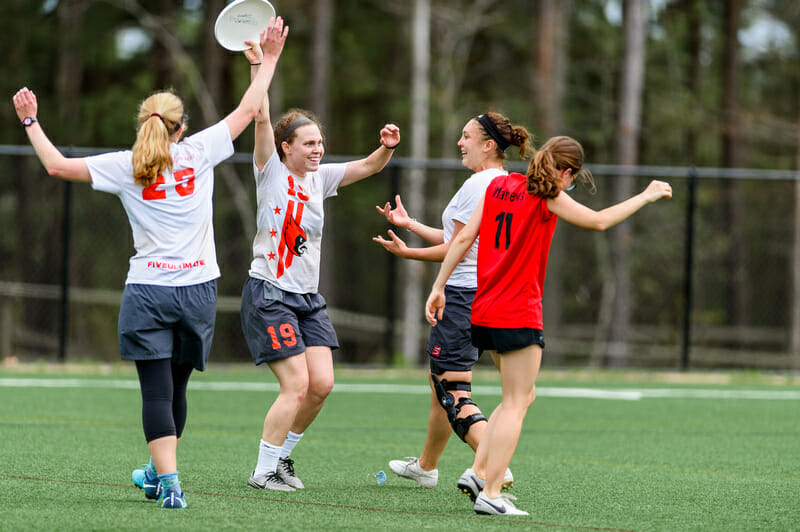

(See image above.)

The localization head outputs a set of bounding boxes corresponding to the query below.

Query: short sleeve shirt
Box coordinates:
[472,173,558,329]
[85,121,233,286]
[442,168,506,288]
[248,151,347,294]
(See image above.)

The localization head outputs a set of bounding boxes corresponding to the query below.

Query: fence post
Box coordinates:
[680,166,697,370]
[58,166,73,362]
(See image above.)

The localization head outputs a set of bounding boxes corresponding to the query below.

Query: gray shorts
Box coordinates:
[427,285,480,374]
[240,277,339,365]
[118,280,217,371]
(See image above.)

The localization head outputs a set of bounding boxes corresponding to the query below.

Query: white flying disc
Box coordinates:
[214,0,276,52]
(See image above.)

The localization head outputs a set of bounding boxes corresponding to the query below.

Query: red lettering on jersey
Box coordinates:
[287,175,310,201]
[142,168,196,200]
[142,175,167,200]
[174,168,195,196]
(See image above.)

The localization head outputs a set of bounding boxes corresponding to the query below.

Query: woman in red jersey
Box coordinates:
[425,136,672,516]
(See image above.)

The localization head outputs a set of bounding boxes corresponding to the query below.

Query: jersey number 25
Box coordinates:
[142,168,196,200]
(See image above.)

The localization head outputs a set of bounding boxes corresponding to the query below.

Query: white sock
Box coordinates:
[280,431,303,459]
[254,440,282,476]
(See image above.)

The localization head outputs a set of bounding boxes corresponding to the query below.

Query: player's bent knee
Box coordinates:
[430,374,488,442]
[452,412,487,442]
[307,377,334,402]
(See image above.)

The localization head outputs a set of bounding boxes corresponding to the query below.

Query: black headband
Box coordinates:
[281,117,313,144]
[475,113,510,152]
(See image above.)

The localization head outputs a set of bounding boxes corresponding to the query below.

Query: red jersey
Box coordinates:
[471,173,557,329]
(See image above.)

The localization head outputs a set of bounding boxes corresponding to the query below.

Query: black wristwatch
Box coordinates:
[21,117,37,127]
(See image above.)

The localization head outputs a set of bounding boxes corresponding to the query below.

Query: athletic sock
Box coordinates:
[254,439,282,476]
[158,471,179,489]
[280,431,303,459]
[145,457,157,481]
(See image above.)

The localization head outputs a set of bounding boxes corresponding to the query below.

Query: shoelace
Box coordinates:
[495,493,519,503]
[281,458,296,475]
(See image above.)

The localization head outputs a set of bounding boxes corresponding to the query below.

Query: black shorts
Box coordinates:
[471,325,545,353]
[427,285,480,374]
[240,277,339,365]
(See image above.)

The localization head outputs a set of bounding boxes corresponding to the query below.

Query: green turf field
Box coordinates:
[1,363,798,530]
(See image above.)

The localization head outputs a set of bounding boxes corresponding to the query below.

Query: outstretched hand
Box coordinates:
[375,194,411,228]
[13,87,38,122]
[372,229,409,257]
[260,16,288,60]
[380,124,400,149]
[425,288,446,326]
[642,180,672,202]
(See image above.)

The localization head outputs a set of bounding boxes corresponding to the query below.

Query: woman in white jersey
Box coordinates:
[12,18,289,509]
[240,42,400,492]
[372,112,532,491]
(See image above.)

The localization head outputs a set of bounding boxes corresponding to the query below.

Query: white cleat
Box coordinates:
[388,457,438,488]
[474,492,528,516]
[248,470,296,491]
[276,457,304,489]
[457,467,514,501]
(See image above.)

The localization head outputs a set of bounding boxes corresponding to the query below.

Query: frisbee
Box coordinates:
[214,0,276,52]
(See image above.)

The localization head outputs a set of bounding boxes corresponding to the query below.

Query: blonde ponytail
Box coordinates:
[131,91,184,187]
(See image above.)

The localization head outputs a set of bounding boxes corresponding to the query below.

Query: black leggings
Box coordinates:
[135,358,194,443]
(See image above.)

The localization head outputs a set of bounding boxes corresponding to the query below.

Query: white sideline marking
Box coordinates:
[0,377,798,401]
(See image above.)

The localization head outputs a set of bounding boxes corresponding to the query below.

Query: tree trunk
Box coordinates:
[401,0,431,364]
[792,67,800,367]
[50,0,87,358]
[683,0,700,163]
[793,126,800,368]
[311,0,336,303]
[721,0,748,328]
[152,0,175,90]
[111,0,255,238]
[607,0,646,366]
[536,0,569,345]
[432,0,497,197]
[202,0,227,104]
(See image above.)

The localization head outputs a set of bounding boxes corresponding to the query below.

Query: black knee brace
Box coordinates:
[431,373,487,443]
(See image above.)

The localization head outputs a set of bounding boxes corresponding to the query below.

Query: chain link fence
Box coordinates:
[2,146,798,370]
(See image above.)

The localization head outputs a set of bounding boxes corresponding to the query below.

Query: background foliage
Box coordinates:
[1,0,799,368]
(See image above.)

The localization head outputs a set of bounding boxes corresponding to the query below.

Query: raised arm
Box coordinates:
[242,32,275,169]
[425,197,483,325]
[12,88,90,182]
[223,16,288,142]
[546,179,672,231]
[339,124,400,187]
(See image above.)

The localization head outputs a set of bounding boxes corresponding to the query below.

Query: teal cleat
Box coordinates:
[158,483,187,509]
[132,464,162,500]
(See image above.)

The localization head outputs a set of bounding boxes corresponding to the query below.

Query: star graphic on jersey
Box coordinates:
[273,206,282,215]
[268,252,276,261]
[270,229,278,238]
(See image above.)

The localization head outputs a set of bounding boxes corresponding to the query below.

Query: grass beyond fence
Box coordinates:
[1,364,798,530]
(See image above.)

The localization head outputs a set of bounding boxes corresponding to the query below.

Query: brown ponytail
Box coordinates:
[476,111,535,161]
[131,91,185,187]
[526,136,594,198]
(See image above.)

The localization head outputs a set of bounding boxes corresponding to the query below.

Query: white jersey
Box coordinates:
[442,167,506,288]
[248,151,346,294]
[86,121,233,286]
